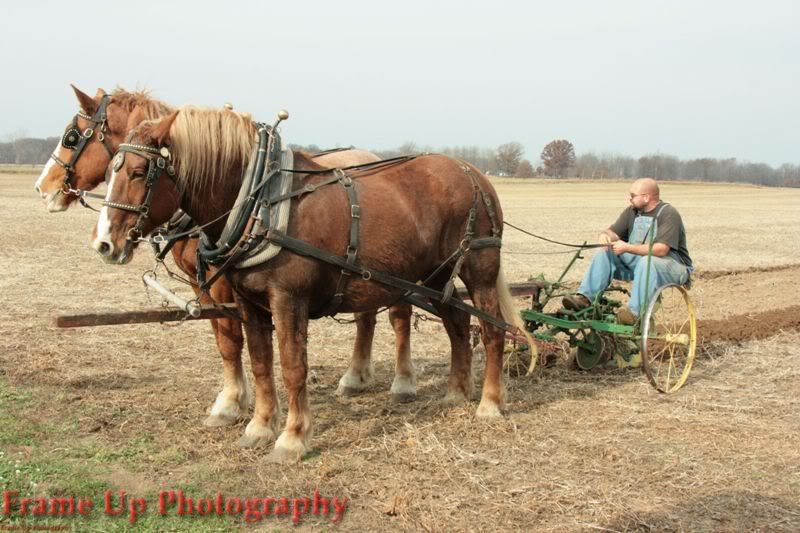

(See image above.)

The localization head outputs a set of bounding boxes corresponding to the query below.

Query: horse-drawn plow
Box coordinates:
[54,243,698,395]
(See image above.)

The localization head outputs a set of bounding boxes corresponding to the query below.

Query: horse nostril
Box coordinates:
[34,184,41,194]
[96,241,112,257]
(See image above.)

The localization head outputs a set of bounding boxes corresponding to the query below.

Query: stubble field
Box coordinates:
[1,171,799,531]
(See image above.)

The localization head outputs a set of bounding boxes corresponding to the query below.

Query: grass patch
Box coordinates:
[0,380,238,531]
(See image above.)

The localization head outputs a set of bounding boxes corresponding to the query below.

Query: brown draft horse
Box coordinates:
[35,86,416,427]
[93,107,532,462]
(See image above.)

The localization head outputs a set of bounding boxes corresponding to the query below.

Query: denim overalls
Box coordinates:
[577,203,690,314]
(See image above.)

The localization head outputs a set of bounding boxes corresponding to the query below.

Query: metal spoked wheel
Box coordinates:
[641,284,697,393]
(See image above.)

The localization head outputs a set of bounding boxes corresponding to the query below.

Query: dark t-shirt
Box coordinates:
[609,201,693,267]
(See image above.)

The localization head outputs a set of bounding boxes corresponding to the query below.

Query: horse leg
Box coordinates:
[432,297,474,406]
[388,303,416,403]
[202,280,251,427]
[235,299,281,448]
[459,250,518,418]
[465,281,507,418]
[336,312,376,396]
[270,292,312,463]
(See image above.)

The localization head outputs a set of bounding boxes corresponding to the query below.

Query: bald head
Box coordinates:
[632,178,659,198]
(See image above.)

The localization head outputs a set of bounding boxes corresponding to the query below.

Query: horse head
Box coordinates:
[35,86,123,211]
[92,110,182,264]
[35,86,172,212]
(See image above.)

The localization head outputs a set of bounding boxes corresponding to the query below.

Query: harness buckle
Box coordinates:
[156,157,166,169]
[83,127,94,138]
[126,227,142,242]
[350,205,361,219]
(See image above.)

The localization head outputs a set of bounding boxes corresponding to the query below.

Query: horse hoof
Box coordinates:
[203,414,238,427]
[391,392,416,404]
[267,445,305,464]
[475,401,503,418]
[237,433,274,449]
[442,390,469,406]
[336,385,365,397]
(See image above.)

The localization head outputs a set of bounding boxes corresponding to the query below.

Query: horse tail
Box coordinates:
[496,258,538,373]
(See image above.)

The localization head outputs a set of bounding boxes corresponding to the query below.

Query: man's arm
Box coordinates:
[599,229,619,245]
[611,240,670,257]
[604,228,668,256]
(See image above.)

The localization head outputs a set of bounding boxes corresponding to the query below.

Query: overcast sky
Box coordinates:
[2,0,797,165]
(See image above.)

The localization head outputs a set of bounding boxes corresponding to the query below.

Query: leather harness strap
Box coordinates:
[265,229,511,331]
[314,168,361,318]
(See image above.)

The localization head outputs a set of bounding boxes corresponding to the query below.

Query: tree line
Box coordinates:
[4,135,797,188]
[0,137,59,165]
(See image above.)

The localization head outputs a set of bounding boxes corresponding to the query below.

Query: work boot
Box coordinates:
[562,294,590,311]
[615,307,637,325]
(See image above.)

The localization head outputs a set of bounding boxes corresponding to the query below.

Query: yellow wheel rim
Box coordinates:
[641,284,697,393]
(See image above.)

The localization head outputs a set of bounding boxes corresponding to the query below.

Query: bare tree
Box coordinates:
[398,141,418,155]
[515,159,535,178]
[541,139,575,178]
[495,142,524,176]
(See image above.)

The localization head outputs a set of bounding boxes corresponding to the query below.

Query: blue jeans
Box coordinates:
[577,250,689,314]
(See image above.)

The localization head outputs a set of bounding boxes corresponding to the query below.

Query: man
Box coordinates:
[562,177,692,324]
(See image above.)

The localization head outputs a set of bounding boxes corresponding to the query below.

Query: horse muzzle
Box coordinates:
[93,237,133,265]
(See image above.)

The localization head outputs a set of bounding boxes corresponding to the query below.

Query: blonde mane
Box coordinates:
[109,87,172,120]
[167,106,256,195]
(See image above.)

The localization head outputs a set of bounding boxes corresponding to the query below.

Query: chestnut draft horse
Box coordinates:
[92,107,532,462]
[34,86,416,428]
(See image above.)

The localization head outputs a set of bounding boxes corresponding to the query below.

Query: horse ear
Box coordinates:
[71,84,97,115]
[126,106,146,131]
[152,110,180,145]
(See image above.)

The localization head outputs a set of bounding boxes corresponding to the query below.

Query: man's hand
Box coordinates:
[598,232,612,245]
[611,240,629,256]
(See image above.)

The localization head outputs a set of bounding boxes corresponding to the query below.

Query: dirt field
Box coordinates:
[1,172,799,531]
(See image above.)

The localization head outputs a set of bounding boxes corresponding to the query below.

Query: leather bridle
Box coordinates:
[52,93,115,196]
[103,141,177,243]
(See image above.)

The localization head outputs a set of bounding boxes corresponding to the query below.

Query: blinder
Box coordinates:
[61,126,82,149]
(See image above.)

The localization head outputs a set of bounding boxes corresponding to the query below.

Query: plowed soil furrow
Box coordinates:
[698,305,800,343]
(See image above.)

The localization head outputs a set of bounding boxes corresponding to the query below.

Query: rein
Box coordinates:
[503,220,608,250]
